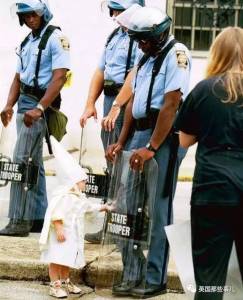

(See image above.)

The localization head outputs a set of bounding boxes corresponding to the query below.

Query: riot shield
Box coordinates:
[165,221,243,300]
[79,119,120,235]
[95,151,158,298]
[0,121,41,233]
[79,119,119,201]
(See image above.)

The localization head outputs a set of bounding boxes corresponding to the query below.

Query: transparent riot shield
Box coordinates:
[0,121,41,234]
[165,221,243,300]
[79,119,119,201]
[79,119,120,235]
[95,151,158,298]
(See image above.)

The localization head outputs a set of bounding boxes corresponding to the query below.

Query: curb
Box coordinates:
[0,236,183,291]
[178,176,192,182]
[0,258,183,292]
[83,258,183,291]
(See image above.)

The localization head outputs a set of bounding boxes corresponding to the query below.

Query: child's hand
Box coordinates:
[52,220,66,243]
[101,203,115,212]
[76,180,86,192]
[56,228,66,243]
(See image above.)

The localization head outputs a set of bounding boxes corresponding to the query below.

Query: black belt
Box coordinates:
[20,82,45,100]
[20,82,61,109]
[134,110,159,131]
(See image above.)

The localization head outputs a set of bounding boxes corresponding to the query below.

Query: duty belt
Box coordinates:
[20,82,45,100]
[20,82,61,109]
[134,110,159,131]
[103,80,123,97]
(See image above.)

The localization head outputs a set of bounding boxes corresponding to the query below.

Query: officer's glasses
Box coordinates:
[133,38,150,45]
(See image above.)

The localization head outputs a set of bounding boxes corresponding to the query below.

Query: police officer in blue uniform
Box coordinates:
[80,0,144,243]
[106,5,191,298]
[0,0,70,236]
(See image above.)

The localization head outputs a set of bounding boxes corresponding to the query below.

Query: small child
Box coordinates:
[39,137,110,298]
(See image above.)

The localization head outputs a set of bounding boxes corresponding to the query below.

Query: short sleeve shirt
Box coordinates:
[175,76,243,205]
[16,24,70,112]
[98,27,141,84]
[16,24,70,89]
[132,35,191,119]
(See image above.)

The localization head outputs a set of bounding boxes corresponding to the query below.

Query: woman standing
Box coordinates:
[175,27,243,300]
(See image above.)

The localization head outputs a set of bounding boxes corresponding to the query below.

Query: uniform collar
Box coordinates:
[119,26,128,36]
[29,23,50,42]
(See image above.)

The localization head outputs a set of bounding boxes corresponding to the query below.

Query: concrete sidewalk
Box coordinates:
[0,235,183,292]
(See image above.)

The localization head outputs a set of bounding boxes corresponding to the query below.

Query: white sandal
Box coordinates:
[62,278,82,294]
[49,280,68,298]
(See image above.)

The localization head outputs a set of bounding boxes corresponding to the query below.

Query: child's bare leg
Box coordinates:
[49,264,68,298]
[49,263,61,281]
[60,265,70,281]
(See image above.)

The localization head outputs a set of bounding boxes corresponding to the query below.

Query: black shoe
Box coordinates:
[131,283,167,298]
[112,281,140,296]
[30,219,44,233]
[84,230,103,244]
[0,220,30,237]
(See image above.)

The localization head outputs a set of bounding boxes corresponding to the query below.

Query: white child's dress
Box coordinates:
[39,186,101,269]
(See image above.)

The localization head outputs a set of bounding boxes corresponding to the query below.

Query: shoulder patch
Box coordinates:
[176,50,188,69]
[59,36,70,50]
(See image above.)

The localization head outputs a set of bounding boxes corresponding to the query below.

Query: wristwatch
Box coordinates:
[112,100,121,108]
[36,103,45,113]
[146,142,157,153]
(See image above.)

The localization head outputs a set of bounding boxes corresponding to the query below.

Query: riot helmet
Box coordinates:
[116,5,172,49]
[107,0,145,17]
[12,0,53,26]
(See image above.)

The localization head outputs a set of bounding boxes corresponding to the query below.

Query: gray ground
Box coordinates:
[0,280,187,300]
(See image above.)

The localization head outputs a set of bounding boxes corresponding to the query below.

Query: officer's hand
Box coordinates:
[105,142,123,162]
[24,109,42,127]
[130,147,155,171]
[0,106,14,127]
[80,105,97,128]
[102,106,121,132]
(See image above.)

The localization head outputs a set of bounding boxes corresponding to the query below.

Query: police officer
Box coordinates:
[80,0,144,243]
[106,5,191,297]
[0,0,70,236]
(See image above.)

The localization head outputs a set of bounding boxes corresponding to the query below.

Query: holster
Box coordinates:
[134,110,160,131]
[104,80,123,97]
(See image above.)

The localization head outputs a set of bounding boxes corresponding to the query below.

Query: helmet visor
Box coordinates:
[115,4,141,28]
[10,0,44,18]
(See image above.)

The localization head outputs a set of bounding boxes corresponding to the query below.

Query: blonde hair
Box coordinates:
[206,27,243,103]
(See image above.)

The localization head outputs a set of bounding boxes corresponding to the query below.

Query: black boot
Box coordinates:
[30,219,44,233]
[112,280,141,296]
[0,219,31,237]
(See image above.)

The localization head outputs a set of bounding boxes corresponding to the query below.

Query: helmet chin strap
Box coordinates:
[145,28,170,56]
[157,29,170,50]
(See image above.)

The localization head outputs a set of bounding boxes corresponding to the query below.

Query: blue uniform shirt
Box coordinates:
[16,24,70,112]
[98,27,141,84]
[132,35,191,119]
